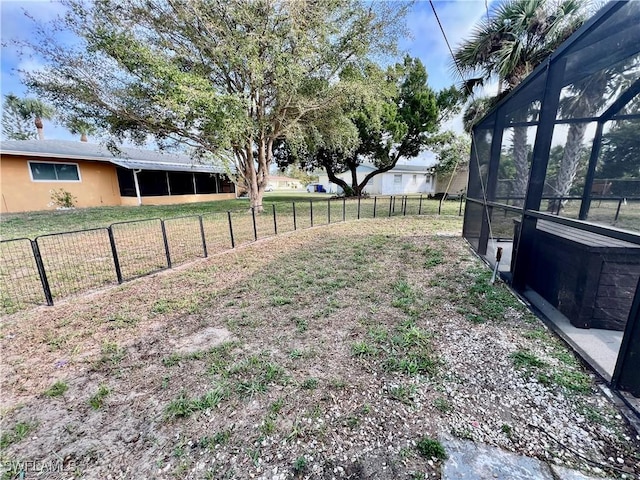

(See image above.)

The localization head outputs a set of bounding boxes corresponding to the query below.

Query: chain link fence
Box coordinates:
[0,195,464,314]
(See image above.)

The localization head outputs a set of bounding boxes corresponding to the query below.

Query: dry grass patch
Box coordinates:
[1,216,638,479]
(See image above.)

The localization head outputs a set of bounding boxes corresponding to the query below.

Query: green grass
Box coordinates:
[198,428,234,449]
[292,456,308,475]
[0,193,329,240]
[388,384,417,405]
[0,422,35,449]
[511,350,546,369]
[433,397,453,413]
[165,385,230,419]
[416,436,447,460]
[44,380,68,397]
[89,384,110,410]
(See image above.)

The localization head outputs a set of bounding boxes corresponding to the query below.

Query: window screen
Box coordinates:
[30,162,80,181]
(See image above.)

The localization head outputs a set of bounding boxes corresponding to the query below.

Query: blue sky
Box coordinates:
[1,0,496,149]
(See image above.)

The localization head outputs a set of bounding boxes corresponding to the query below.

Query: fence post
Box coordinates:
[272,204,278,235]
[438,197,443,215]
[310,201,314,227]
[251,207,258,241]
[342,197,346,222]
[418,195,423,215]
[403,196,407,216]
[373,197,377,218]
[293,202,297,231]
[227,211,235,248]
[388,196,393,217]
[327,199,331,224]
[32,239,53,306]
[107,227,123,283]
[556,197,562,216]
[459,194,464,216]
[160,220,172,268]
[357,196,361,219]
[615,198,623,223]
[198,216,208,257]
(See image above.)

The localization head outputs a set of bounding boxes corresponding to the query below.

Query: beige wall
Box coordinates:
[1,155,121,213]
[120,193,236,206]
[436,168,469,195]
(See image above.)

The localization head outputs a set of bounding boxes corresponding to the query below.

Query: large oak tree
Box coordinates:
[19,0,408,210]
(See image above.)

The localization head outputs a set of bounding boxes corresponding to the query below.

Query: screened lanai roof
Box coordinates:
[0,139,230,174]
[476,0,640,130]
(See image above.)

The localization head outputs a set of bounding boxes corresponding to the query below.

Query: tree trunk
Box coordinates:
[322,161,351,195]
[549,76,607,213]
[511,125,529,207]
[35,116,44,140]
[548,122,588,212]
[237,136,271,212]
[80,133,88,142]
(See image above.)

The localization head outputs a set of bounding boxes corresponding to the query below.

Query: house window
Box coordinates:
[394,174,402,184]
[412,174,417,183]
[29,161,80,182]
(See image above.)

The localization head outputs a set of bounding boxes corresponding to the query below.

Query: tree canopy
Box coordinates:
[18,0,409,209]
[278,57,461,196]
[1,94,55,141]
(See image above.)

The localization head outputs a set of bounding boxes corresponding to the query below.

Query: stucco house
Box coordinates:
[267,175,304,190]
[434,167,468,197]
[0,140,236,213]
[317,164,435,196]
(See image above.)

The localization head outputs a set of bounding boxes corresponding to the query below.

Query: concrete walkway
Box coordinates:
[523,289,622,379]
[441,439,613,480]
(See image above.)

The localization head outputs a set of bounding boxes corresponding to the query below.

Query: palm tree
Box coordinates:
[2,94,35,140]
[3,95,56,140]
[454,0,590,204]
[66,117,96,142]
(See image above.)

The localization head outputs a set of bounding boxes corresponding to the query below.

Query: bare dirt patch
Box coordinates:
[1,216,638,479]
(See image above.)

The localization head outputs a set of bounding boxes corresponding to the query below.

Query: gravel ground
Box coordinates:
[0,216,638,479]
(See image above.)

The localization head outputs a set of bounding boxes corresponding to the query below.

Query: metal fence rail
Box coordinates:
[0,195,463,313]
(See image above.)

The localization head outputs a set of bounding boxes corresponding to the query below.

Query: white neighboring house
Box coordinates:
[317,164,435,195]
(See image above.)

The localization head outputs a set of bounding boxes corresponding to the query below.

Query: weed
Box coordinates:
[107,312,138,329]
[345,415,360,428]
[165,385,229,419]
[199,428,233,449]
[501,424,513,438]
[552,369,592,393]
[368,326,388,342]
[351,341,377,357]
[450,426,474,440]
[416,436,447,460]
[301,378,318,390]
[433,397,453,413]
[522,329,548,341]
[95,342,126,369]
[271,296,292,306]
[289,349,304,360]
[329,378,346,390]
[269,398,285,414]
[44,381,68,397]
[89,384,110,410]
[424,246,444,267]
[294,317,308,333]
[0,422,35,449]
[388,384,416,405]
[260,415,277,435]
[511,350,546,369]
[292,456,308,475]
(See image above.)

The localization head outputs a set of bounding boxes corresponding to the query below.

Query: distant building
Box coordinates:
[267,175,304,190]
[0,140,235,213]
[317,164,435,196]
